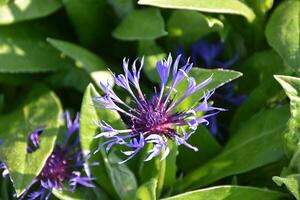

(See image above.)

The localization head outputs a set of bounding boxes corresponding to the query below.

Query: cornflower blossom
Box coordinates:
[175,40,246,136]
[93,54,224,163]
[12,112,96,200]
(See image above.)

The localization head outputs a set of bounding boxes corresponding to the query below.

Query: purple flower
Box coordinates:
[94,54,224,163]
[19,112,96,200]
[175,40,246,137]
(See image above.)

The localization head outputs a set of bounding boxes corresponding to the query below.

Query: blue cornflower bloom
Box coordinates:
[175,40,245,136]
[10,112,96,200]
[93,54,224,163]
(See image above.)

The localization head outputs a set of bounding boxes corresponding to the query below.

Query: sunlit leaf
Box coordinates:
[113,8,167,40]
[175,106,289,192]
[265,1,300,70]
[273,174,300,200]
[274,75,300,156]
[0,0,62,24]
[47,38,113,84]
[164,185,287,200]
[138,0,255,22]
[0,85,63,196]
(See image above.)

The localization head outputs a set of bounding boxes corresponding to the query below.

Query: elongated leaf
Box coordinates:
[0,0,9,5]
[243,0,273,15]
[138,0,255,22]
[136,179,157,200]
[80,84,124,199]
[64,0,111,48]
[106,152,138,200]
[0,0,62,24]
[273,175,300,200]
[0,24,72,73]
[274,75,300,156]
[53,190,85,200]
[175,106,289,192]
[0,85,62,196]
[239,50,284,93]
[53,185,109,200]
[265,1,300,70]
[113,8,167,41]
[163,185,286,200]
[230,79,278,133]
[80,84,137,200]
[108,0,134,18]
[163,142,177,191]
[177,125,222,173]
[167,10,223,45]
[138,144,166,198]
[177,68,242,110]
[47,38,113,84]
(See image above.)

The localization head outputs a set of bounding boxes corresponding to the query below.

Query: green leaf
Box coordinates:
[265,0,300,70]
[167,10,223,45]
[239,50,284,93]
[0,0,9,5]
[80,84,125,199]
[163,185,287,200]
[53,190,86,200]
[273,174,300,200]
[177,125,222,173]
[0,0,62,24]
[175,106,289,192]
[108,0,134,18]
[176,68,242,110]
[80,84,138,200]
[47,38,113,84]
[53,187,110,200]
[163,142,177,191]
[274,75,300,156]
[63,0,111,48]
[230,78,285,133]
[80,83,125,158]
[136,179,157,200]
[0,85,63,196]
[138,0,255,22]
[138,145,166,198]
[113,8,167,41]
[106,152,138,200]
[0,94,4,113]
[45,67,90,92]
[243,0,273,15]
[0,24,72,73]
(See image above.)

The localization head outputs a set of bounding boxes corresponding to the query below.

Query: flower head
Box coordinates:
[20,112,96,200]
[94,54,224,163]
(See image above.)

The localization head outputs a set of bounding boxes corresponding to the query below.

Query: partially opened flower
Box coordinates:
[94,54,224,163]
[19,112,96,200]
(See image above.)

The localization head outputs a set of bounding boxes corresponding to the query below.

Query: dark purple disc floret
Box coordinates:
[94,54,224,163]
